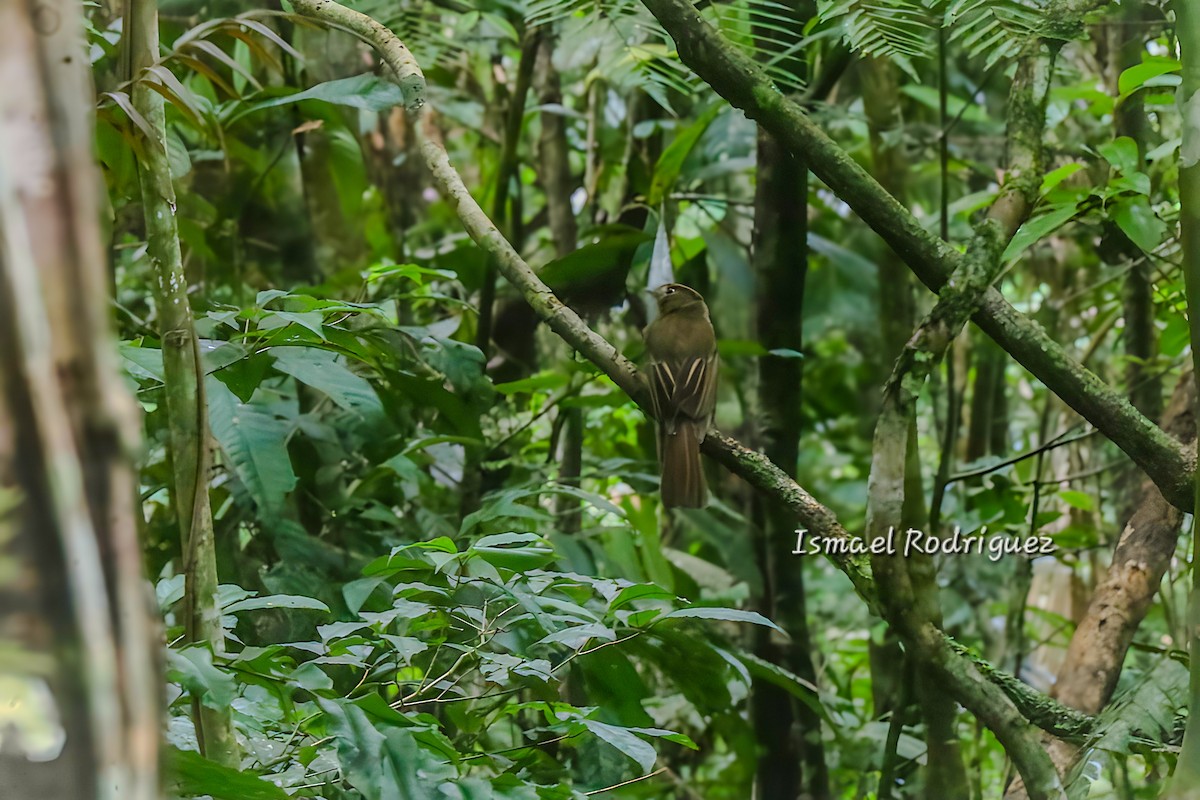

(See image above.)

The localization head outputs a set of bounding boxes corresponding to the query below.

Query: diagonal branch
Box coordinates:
[636,0,1194,512]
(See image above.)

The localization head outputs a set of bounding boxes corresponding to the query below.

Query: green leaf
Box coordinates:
[206,376,297,513]
[1098,136,1140,175]
[609,584,675,611]
[468,532,556,571]
[1118,57,1181,100]
[1057,489,1095,512]
[212,350,274,403]
[1040,163,1083,195]
[717,339,769,358]
[739,651,833,722]
[627,725,699,750]
[536,622,616,649]
[581,720,657,773]
[380,635,429,662]
[166,129,192,178]
[344,577,387,614]
[166,746,290,800]
[1111,196,1166,253]
[661,606,785,633]
[538,225,648,301]
[318,621,371,640]
[232,74,406,123]
[223,594,331,613]
[256,289,288,306]
[319,697,454,800]
[648,104,722,206]
[1002,202,1079,261]
[271,346,383,415]
[119,344,164,383]
[262,310,325,339]
[167,646,237,709]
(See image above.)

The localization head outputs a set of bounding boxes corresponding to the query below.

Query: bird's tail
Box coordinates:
[659,419,707,508]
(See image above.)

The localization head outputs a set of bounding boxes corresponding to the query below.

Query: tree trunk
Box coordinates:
[0,0,158,795]
[751,127,830,800]
[126,0,239,765]
[1162,3,1200,795]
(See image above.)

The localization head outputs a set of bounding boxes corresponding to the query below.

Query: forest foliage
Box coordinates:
[17,0,1200,797]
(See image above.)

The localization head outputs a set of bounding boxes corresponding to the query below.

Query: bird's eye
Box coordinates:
[665,286,676,294]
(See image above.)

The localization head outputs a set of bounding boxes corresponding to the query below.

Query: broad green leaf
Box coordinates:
[319,698,454,800]
[166,129,191,178]
[536,622,616,649]
[344,577,387,614]
[167,647,237,709]
[609,583,676,611]
[493,371,570,395]
[538,225,648,301]
[256,289,288,306]
[271,346,383,415]
[1002,202,1079,261]
[120,343,164,383]
[1040,163,1083,195]
[662,606,785,633]
[232,74,405,122]
[317,621,371,641]
[380,635,429,662]
[627,725,699,750]
[206,376,297,513]
[580,720,657,773]
[1111,196,1166,253]
[166,746,289,800]
[1098,136,1139,175]
[223,593,331,613]
[261,310,325,338]
[1117,57,1181,99]
[739,651,834,722]
[469,532,556,571]
[212,350,274,403]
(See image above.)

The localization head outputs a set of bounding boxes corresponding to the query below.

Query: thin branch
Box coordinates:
[585,767,668,796]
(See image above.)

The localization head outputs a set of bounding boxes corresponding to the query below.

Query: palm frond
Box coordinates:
[944,0,1054,69]
[528,0,808,102]
[816,0,937,74]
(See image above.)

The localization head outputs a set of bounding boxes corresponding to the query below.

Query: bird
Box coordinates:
[643,283,717,508]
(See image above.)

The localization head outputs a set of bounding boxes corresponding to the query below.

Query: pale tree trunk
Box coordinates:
[0,0,158,797]
[125,0,239,765]
[1039,372,1194,780]
[1166,1,1200,796]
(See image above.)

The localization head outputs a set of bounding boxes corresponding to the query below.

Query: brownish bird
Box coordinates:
[643,283,717,508]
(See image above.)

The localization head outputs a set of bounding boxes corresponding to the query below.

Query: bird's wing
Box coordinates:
[650,353,716,427]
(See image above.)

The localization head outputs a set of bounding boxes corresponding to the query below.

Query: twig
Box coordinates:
[584,767,668,795]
